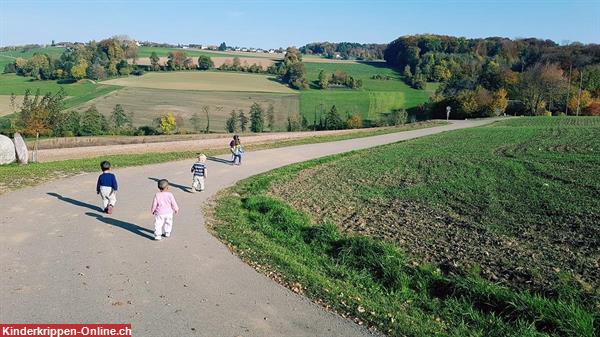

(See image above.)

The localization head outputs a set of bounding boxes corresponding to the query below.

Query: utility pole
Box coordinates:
[576,70,584,116]
[565,64,572,115]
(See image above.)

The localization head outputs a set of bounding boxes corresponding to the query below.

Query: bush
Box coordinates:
[346,114,363,129]
[135,126,159,136]
[131,68,145,76]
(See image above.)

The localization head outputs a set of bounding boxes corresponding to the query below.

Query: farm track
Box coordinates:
[0,119,498,336]
[34,127,420,162]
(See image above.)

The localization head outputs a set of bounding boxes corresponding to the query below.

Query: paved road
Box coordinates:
[0,119,498,337]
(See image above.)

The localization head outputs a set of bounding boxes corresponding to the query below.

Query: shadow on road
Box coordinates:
[207,156,233,165]
[148,177,191,193]
[47,192,104,212]
[85,212,155,240]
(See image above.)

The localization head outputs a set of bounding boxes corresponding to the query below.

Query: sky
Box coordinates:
[1,0,598,48]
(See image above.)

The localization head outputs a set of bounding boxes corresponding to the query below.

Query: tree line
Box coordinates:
[4,36,139,80]
[384,34,600,117]
[300,42,386,60]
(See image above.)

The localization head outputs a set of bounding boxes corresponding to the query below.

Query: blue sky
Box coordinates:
[1,0,598,48]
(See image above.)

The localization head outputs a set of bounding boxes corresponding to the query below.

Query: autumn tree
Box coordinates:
[167,51,187,70]
[517,63,564,115]
[346,113,362,129]
[158,112,177,134]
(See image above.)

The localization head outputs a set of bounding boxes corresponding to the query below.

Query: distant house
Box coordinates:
[207,45,218,50]
[268,49,275,54]
[241,48,248,52]
[235,48,241,51]
[200,45,208,50]
[334,52,342,59]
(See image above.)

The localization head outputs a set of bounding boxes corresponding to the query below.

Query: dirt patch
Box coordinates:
[270,160,600,298]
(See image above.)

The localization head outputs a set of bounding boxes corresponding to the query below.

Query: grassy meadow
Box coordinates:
[300,62,436,123]
[210,117,599,336]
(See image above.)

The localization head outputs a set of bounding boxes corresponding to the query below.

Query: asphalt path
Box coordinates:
[0,119,499,336]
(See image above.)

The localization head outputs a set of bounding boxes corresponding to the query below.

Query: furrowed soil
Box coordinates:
[270,117,600,300]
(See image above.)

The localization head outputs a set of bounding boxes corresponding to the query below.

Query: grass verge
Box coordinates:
[0,121,444,195]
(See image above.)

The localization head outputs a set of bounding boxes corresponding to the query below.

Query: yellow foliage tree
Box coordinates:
[70,59,88,80]
[568,90,592,114]
[491,88,509,115]
[159,112,177,134]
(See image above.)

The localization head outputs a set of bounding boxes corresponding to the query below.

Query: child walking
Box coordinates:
[232,137,244,166]
[151,179,179,241]
[191,154,208,192]
[96,161,118,214]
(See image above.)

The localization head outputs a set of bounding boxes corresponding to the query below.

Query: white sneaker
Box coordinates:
[164,232,171,238]
[154,235,162,241]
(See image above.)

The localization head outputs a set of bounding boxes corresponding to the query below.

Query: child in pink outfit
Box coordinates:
[151,179,180,241]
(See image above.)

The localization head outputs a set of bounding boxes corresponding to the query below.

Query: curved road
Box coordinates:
[0,119,497,337]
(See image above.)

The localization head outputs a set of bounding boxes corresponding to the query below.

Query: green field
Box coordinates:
[211,117,599,336]
[300,62,436,122]
[0,46,65,70]
[0,74,121,108]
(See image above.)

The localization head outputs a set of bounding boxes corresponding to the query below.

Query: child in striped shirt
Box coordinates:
[191,154,208,192]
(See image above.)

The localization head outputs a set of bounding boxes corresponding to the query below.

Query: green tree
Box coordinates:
[80,106,108,136]
[266,104,275,131]
[150,51,161,71]
[249,102,264,132]
[225,109,237,133]
[238,110,248,132]
[197,55,214,70]
[110,104,131,131]
[403,65,412,78]
[317,70,329,89]
[218,42,227,51]
[324,105,343,130]
[158,112,177,134]
[61,110,81,136]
